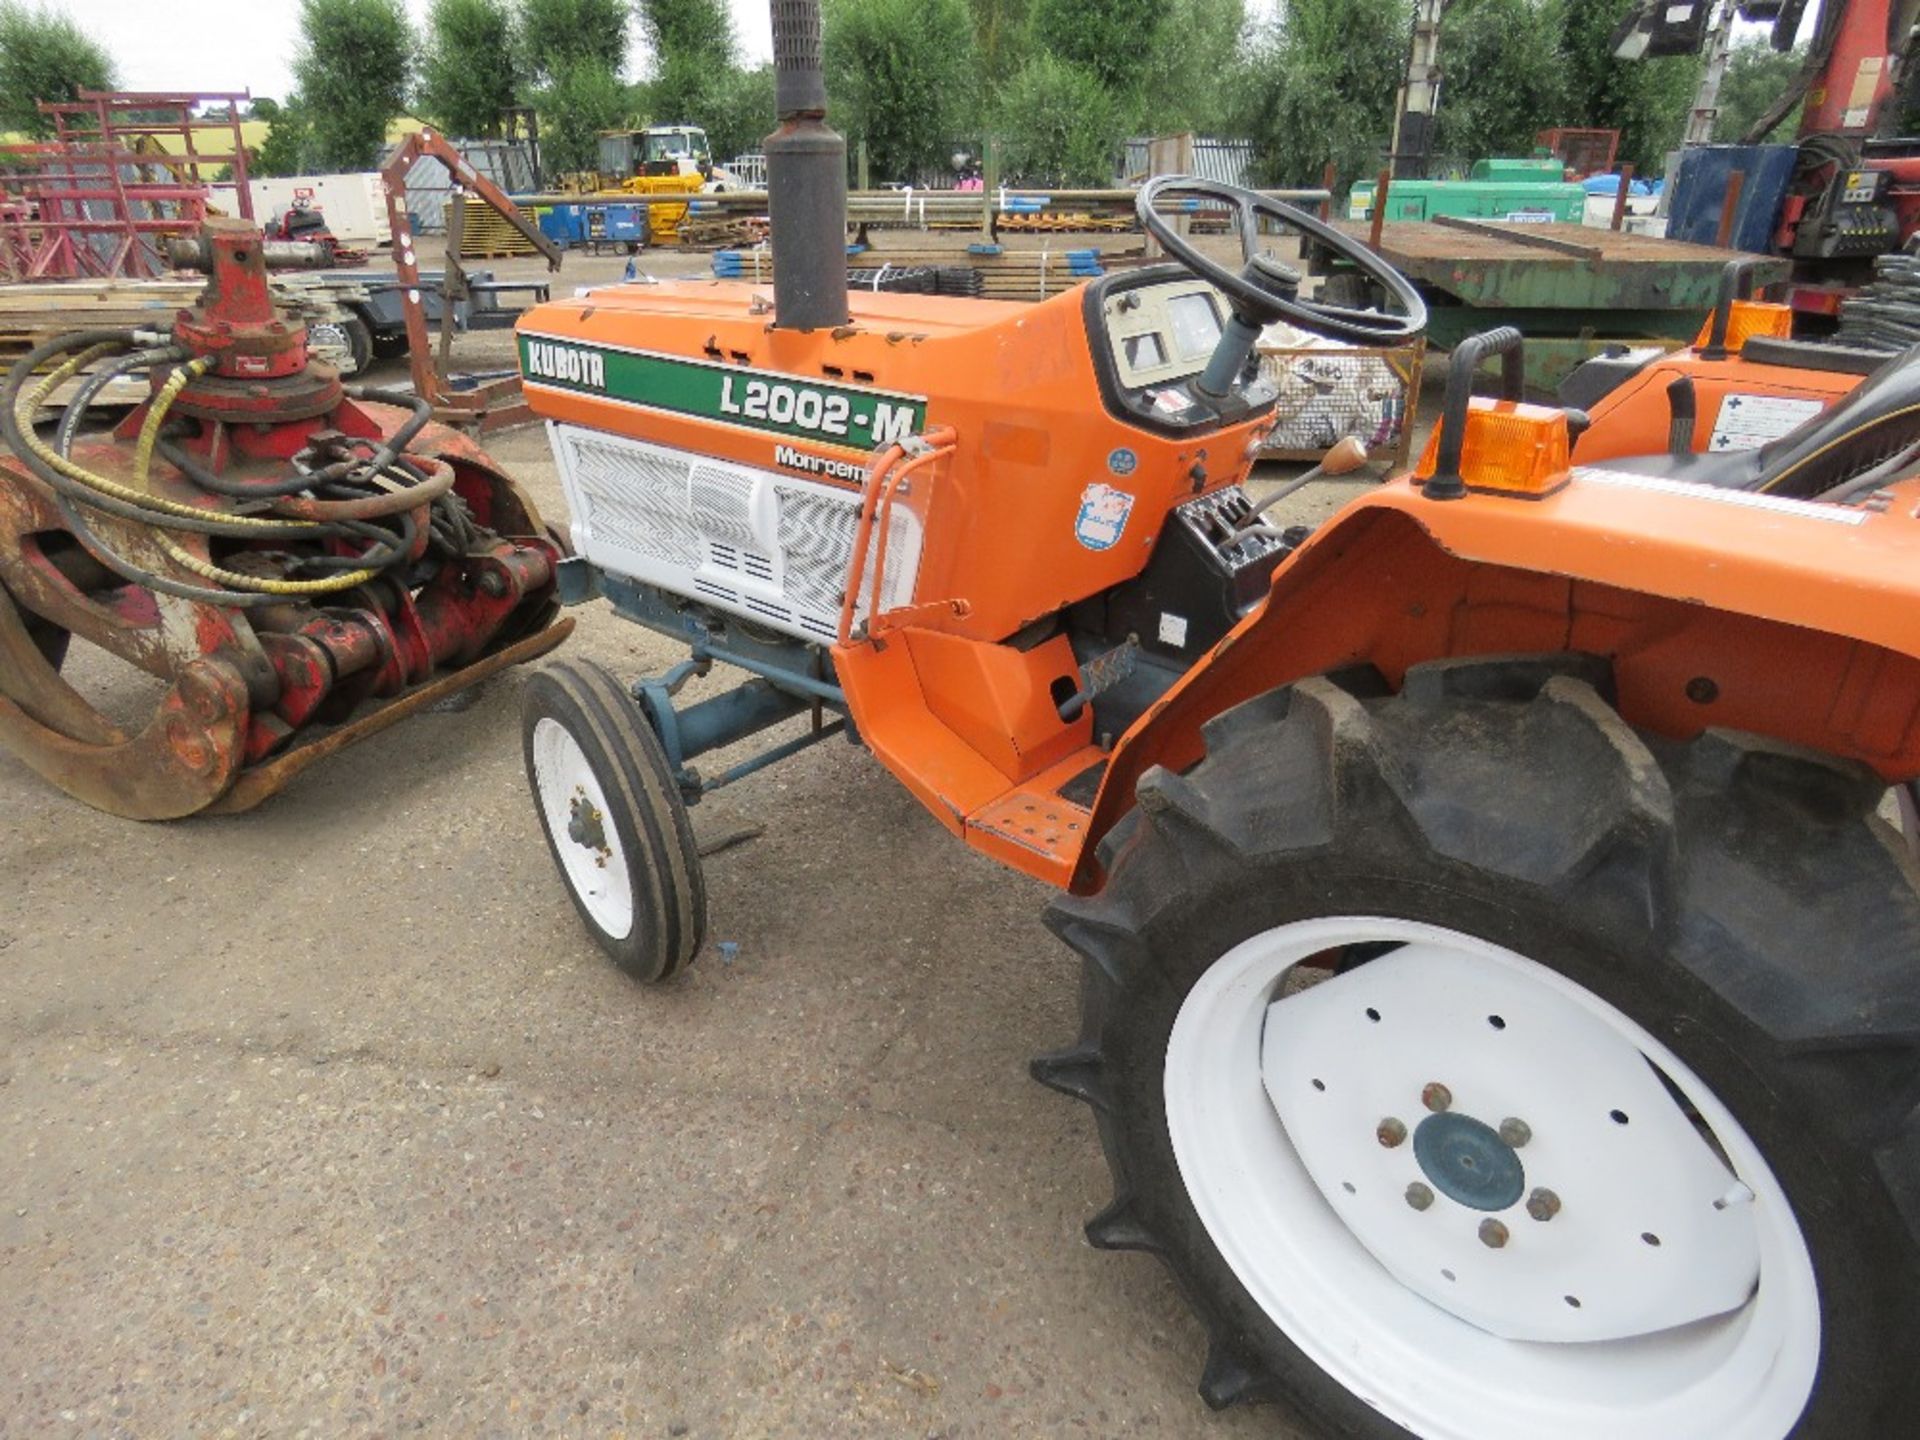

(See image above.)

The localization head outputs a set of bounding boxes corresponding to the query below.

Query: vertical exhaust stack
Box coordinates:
[766,0,849,330]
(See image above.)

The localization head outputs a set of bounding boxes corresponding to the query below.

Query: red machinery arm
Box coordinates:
[1735,0,1920,141]
[380,127,562,409]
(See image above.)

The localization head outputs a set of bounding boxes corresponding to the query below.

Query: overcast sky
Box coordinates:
[36,0,776,102]
[37,1,1281,101]
[36,1,1783,107]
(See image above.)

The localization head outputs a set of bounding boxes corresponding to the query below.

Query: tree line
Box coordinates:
[0,0,1807,190]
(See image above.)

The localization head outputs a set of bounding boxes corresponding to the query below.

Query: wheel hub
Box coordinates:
[1412,1111,1525,1212]
[567,789,610,859]
[1256,943,1764,1342]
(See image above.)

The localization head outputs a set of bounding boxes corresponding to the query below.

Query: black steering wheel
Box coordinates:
[1136,175,1427,347]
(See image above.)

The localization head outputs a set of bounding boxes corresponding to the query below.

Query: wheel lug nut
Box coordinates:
[1479,1218,1509,1249]
[1405,1182,1434,1212]
[1499,1117,1531,1148]
[1377,1117,1407,1148]
[1421,1082,1452,1113]
[1526,1187,1561,1222]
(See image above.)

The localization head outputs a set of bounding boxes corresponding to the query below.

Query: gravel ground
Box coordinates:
[0,241,1391,1439]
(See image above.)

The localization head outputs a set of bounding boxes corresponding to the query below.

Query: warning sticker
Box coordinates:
[1707,393,1825,453]
[1074,483,1134,551]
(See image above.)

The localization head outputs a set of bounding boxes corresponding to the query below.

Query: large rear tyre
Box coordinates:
[1036,656,1920,1439]
[522,658,707,982]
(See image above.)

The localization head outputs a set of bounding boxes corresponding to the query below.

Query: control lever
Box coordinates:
[1666,375,1697,456]
[1235,435,1370,533]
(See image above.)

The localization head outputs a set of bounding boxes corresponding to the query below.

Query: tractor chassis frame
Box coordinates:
[557,557,854,805]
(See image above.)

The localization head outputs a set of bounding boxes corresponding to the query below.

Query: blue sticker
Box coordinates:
[1107,446,1138,476]
[1075,483,1134,552]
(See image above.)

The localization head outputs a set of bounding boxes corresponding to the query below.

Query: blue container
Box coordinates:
[537,205,586,246]
[1666,144,1797,254]
[600,204,645,244]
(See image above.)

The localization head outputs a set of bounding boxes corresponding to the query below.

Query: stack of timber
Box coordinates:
[712,241,1147,300]
[675,211,762,249]
[0,278,197,358]
[0,276,361,408]
[447,198,542,258]
[998,213,1134,234]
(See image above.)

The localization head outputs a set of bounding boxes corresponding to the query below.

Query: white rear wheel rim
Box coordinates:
[1163,916,1820,1440]
[531,716,635,941]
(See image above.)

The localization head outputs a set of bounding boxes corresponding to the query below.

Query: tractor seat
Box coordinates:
[1591,343,1920,500]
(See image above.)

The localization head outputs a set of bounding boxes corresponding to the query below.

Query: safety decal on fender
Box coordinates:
[1074,482,1134,551]
[1708,394,1825,452]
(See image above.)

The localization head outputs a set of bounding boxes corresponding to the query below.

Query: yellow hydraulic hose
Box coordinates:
[132,359,198,492]
[15,352,307,532]
[17,346,388,597]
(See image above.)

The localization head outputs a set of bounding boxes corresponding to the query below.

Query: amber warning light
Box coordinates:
[1415,398,1572,498]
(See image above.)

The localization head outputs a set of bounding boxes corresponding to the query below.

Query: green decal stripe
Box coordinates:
[517,334,928,451]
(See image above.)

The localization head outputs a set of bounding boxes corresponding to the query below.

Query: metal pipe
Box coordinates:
[700,718,847,796]
[1610,164,1634,232]
[163,235,331,271]
[693,642,848,706]
[766,0,849,331]
[1427,327,1525,500]
[508,187,1331,211]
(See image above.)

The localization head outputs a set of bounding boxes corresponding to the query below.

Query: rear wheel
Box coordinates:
[522,658,706,982]
[1037,655,1920,1438]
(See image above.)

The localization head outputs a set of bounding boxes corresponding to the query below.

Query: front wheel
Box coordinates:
[1037,656,1920,1438]
[522,659,706,982]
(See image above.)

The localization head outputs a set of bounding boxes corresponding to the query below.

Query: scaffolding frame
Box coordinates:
[0,90,254,281]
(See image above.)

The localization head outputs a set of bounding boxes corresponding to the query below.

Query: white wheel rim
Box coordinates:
[1164,917,1820,1440]
[531,716,634,941]
[306,321,350,366]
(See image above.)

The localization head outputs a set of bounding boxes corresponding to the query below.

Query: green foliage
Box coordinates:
[292,0,413,171]
[1235,0,1409,189]
[1139,0,1246,136]
[535,60,628,173]
[0,2,117,139]
[420,0,521,138]
[701,63,776,162]
[967,0,1030,81]
[1027,0,1163,96]
[252,99,319,177]
[638,0,733,72]
[1431,0,1565,164]
[824,0,977,182]
[995,51,1120,186]
[1558,0,1700,173]
[519,0,628,83]
[642,53,711,129]
[1716,38,1805,142]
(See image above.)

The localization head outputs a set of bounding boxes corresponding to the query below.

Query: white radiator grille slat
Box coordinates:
[550,422,921,644]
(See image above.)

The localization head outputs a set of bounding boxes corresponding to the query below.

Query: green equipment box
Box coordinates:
[1348,158,1586,225]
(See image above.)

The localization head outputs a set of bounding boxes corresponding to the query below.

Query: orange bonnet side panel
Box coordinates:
[1574,354,1862,464]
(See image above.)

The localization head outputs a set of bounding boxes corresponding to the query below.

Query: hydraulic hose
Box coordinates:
[55,344,182,454]
[4,336,319,535]
[5,327,456,600]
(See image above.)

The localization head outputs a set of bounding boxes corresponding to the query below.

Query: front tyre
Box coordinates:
[1036,656,1920,1438]
[522,659,706,982]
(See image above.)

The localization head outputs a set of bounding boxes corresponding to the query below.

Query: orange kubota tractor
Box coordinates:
[513,5,1920,1435]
